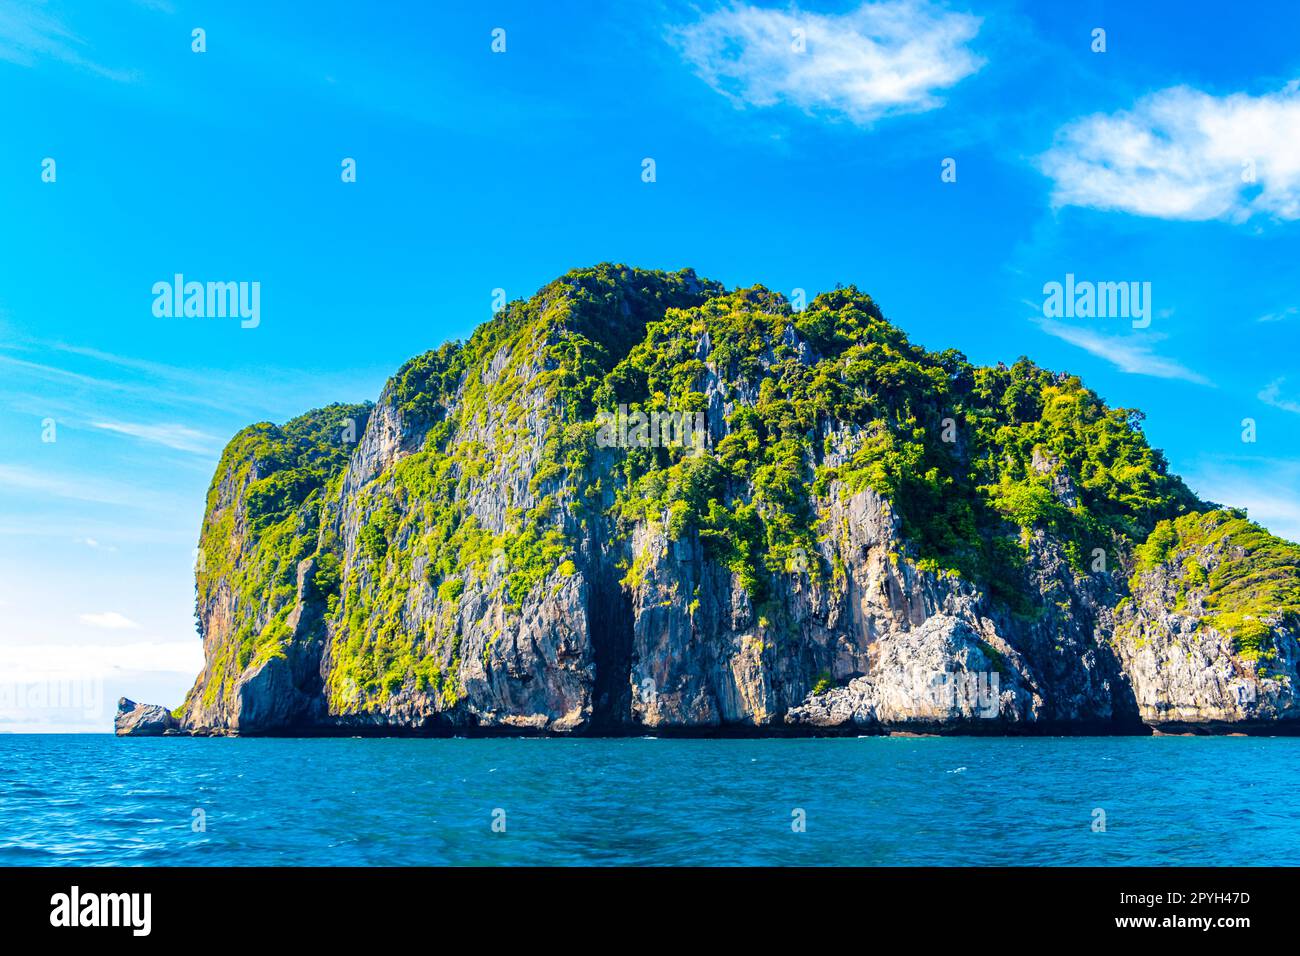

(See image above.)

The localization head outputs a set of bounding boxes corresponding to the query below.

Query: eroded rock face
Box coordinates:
[629,483,1042,732]
[786,615,1038,732]
[115,698,179,737]
[142,265,1300,737]
[1115,514,1300,730]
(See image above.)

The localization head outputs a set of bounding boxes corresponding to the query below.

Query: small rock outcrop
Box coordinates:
[115,698,180,736]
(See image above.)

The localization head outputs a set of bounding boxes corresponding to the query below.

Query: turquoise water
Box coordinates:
[0,735,1294,866]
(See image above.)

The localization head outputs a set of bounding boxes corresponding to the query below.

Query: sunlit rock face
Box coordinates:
[122,265,1300,738]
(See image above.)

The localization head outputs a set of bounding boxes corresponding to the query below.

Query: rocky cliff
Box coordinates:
[137,264,1300,736]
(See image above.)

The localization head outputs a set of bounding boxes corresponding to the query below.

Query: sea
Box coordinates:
[0,735,1294,866]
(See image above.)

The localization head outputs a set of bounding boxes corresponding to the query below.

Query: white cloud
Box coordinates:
[1037,320,1212,385]
[1259,378,1300,414]
[0,640,201,681]
[1040,82,1300,221]
[0,0,135,81]
[0,640,201,729]
[75,536,117,552]
[90,419,218,454]
[1258,306,1298,324]
[78,611,138,630]
[671,0,983,125]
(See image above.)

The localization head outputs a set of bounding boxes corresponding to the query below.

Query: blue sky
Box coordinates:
[2,0,1298,730]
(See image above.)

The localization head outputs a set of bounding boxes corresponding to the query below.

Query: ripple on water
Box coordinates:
[0,735,1296,865]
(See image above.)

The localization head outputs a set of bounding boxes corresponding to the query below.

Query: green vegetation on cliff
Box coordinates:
[323,265,724,709]
[601,282,1200,610]
[188,402,370,713]
[1133,509,1300,662]
[187,264,1276,727]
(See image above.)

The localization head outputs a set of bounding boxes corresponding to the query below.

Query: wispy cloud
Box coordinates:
[1037,320,1212,385]
[0,464,138,506]
[90,419,219,455]
[1259,378,1300,414]
[0,465,193,523]
[0,350,258,420]
[0,0,136,81]
[75,536,118,552]
[1258,306,1298,323]
[0,341,386,424]
[670,0,983,125]
[78,611,138,630]
[0,513,195,546]
[1039,82,1300,221]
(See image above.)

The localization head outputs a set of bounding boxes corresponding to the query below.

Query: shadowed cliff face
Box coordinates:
[158,263,1300,737]
[180,403,372,734]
